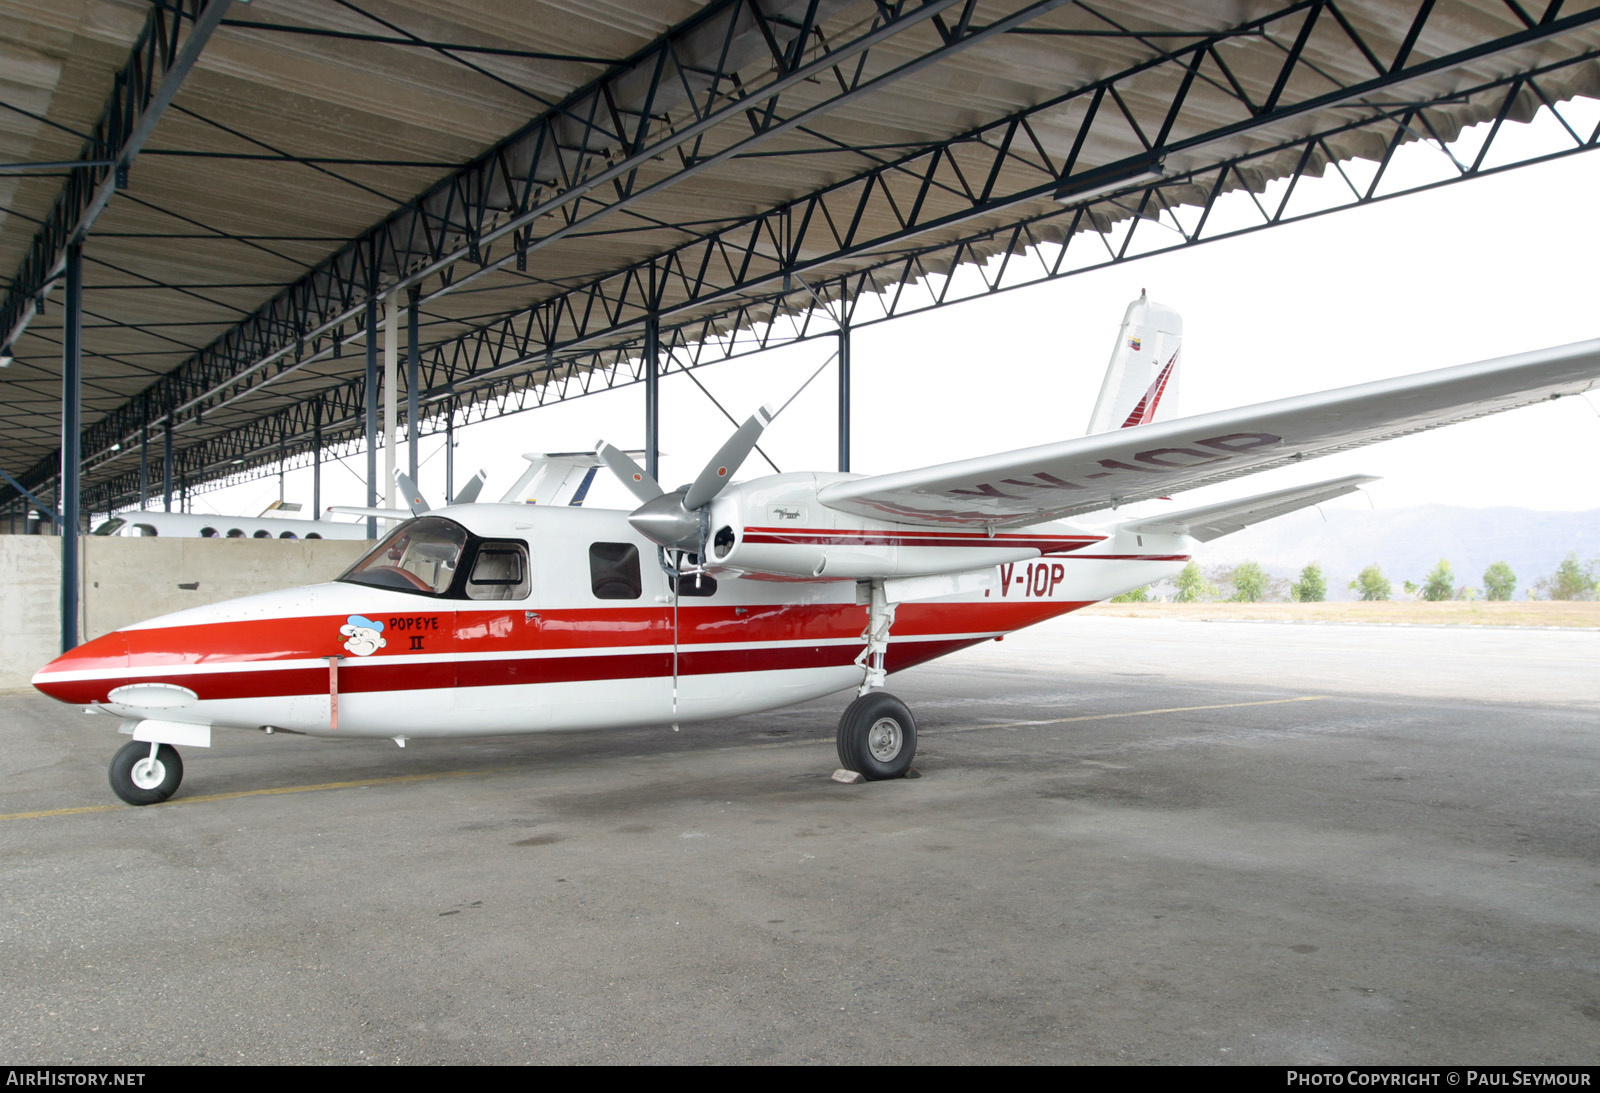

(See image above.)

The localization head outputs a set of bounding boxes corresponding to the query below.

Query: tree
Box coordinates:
[1290,563,1327,602]
[1110,585,1150,603]
[1545,552,1598,601]
[1174,561,1215,603]
[1349,564,1391,601]
[1421,560,1455,602]
[1482,561,1516,601]
[1229,561,1269,602]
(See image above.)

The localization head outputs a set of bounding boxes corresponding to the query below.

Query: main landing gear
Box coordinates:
[109,740,184,806]
[835,579,918,780]
[836,691,917,780]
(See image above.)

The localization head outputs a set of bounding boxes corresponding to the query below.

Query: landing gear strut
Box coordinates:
[836,579,917,779]
[109,740,184,806]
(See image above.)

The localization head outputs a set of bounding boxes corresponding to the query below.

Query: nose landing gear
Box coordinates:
[109,740,184,805]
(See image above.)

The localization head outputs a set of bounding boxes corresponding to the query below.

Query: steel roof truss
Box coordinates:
[107,47,1600,514]
[0,0,235,354]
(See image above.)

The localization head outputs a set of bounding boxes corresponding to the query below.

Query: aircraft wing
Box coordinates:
[816,339,1600,527]
[1118,474,1376,543]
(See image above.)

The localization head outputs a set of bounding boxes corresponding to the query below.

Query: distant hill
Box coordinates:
[1188,506,1599,600]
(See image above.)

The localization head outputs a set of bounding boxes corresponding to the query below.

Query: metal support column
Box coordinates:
[837,322,851,473]
[162,416,173,512]
[138,425,148,509]
[645,314,660,482]
[60,241,82,651]
[445,407,455,500]
[383,294,398,510]
[406,286,419,484]
[365,292,379,539]
[312,399,322,519]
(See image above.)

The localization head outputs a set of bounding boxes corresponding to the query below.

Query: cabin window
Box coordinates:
[199,527,218,538]
[337,516,467,597]
[226,528,246,538]
[465,541,530,601]
[589,542,642,600]
[306,533,322,540]
[253,530,271,539]
[278,531,297,539]
[132,524,158,537]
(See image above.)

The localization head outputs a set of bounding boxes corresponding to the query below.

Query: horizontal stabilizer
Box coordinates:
[1119,475,1377,543]
[326,506,410,521]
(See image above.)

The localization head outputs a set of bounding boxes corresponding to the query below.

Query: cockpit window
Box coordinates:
[93,518,125,536]
[338,516,468,597]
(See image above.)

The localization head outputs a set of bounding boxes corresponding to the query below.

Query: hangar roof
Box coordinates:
[3,0,1599,513]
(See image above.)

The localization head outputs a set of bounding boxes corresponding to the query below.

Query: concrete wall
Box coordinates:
[1,535,369,692]
[1,536,64,694]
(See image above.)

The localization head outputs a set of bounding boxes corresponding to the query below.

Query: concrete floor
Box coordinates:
[2,617,1596,1065]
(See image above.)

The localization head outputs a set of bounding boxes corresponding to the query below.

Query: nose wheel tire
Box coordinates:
[109,741,183,806]
[836,691,917,780]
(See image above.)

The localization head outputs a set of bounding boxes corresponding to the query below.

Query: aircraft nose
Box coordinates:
[31,630,131,705]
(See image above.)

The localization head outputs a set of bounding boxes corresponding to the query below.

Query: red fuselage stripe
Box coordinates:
[741,527,1103,550]
[35,632,1046,704]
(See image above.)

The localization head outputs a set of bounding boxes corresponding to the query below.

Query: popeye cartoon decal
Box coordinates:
[340,615,387,657]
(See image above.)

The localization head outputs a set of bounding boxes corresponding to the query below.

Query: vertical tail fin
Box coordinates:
[1085,290,1183,435]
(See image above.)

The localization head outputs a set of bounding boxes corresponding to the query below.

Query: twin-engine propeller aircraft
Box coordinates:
[93,450,618,541]
[32,295,1600,805]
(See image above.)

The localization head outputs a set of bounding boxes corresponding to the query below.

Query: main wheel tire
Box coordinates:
[836,691,917,780]
[109,741,183,806]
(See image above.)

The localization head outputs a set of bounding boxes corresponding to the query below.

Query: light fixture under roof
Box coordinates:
[1054,155,1166,205]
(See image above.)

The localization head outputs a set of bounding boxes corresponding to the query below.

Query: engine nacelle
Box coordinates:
[703,473,1103,580]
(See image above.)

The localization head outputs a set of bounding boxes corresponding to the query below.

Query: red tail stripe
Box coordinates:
[1119,350,1178,428]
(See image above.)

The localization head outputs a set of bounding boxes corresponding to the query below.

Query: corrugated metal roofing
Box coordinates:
[2,0,1598,509]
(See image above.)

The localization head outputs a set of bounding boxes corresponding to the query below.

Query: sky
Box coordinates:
[191,98,1600,525]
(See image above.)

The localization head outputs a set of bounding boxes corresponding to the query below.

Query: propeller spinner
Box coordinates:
[597,404,773,552]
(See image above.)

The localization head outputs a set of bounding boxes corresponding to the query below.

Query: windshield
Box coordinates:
[337,516,468,596]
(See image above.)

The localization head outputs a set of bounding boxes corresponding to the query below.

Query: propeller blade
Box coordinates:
[684,405,773,511]
[393,470,432,515]
[451,469,488,505]
[597,441,664,504]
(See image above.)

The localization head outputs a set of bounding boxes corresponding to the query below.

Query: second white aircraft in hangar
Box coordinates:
[32,295,1600,804]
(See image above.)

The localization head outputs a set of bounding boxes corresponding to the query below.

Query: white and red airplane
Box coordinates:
[87,449,612,540]
[31,295,1600,805]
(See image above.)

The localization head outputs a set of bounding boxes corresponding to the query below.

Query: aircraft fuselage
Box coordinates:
[33,503,1188,741]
